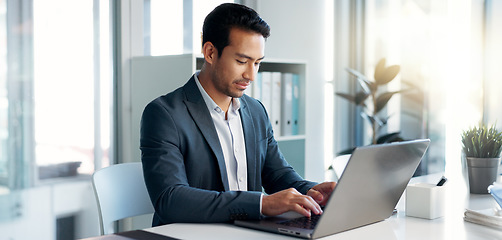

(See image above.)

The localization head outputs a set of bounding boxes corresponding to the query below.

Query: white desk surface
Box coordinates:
[143,173,502,239]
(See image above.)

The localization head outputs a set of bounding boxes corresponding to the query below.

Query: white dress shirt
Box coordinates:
[195,73,248,191]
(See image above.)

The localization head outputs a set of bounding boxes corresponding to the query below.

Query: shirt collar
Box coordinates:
[194,71,241,115]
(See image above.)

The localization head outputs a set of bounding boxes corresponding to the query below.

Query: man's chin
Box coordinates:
[229,90,245,98]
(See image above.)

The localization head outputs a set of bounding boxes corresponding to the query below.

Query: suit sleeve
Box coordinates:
[261,133,317,195]
[140,99,262,224]
[253,99,318,195]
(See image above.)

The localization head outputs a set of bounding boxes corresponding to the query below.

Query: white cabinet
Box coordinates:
[131,54,307,176]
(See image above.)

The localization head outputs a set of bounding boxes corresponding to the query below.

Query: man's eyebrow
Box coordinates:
[236,53,265,61]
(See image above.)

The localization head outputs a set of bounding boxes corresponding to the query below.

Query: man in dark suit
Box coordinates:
[140,3,335,226]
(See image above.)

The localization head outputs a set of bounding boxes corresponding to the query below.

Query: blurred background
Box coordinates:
[1,0,502,239]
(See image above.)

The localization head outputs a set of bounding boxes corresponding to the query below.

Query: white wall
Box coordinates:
[256,0,328,182]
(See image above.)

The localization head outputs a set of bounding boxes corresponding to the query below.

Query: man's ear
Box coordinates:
[202,42,217,64]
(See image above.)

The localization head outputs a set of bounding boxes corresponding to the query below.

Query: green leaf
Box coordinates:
[360,111,375,126]
[335,92,356,104]
[354,91,370,105]
[336,92,369,107]
[378,114,392,126]
[346,68,373,94]
[374,58,387,82]
[376,132,402,144]
[375,91,401,113]
[375,64,401,85]
[373,116,386,127]
[461,123,502,158]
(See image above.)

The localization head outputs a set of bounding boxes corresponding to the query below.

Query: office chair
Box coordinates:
[92,162,155,235]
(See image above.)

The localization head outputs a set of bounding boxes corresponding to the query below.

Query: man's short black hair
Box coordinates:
[202,3,270,57]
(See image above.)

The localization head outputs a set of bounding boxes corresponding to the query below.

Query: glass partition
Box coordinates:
[0,0,112,222]
[362,0,485,175]
[32,0,112,179]
[331,0,492,176]
[0,0,7,191]
[0,0,7,189]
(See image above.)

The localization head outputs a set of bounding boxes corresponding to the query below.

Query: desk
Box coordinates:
[84,173,502,239]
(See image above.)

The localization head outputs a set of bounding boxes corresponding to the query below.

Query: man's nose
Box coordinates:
[243,64,258,81]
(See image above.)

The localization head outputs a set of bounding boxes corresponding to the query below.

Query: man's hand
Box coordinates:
[262,188,323,217]
[307,182,336,206]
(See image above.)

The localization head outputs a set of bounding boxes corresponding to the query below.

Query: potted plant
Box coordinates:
[461,123,502,194]
[328,58,413,179]
[336,58,409,154]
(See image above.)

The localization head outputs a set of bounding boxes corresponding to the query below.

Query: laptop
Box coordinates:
[235,139,430,239]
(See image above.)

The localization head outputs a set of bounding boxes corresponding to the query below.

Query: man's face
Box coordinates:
[210,27,265,99]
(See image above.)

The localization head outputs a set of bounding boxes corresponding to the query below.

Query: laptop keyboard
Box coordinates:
[277,214,321,230]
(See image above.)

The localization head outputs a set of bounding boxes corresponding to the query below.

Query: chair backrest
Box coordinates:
[92,162,154,235]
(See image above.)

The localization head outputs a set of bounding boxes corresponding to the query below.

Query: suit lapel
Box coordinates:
[239,97,258,191]
[183,77,230,191]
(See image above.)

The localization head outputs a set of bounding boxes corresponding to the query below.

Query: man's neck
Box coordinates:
[197,70,232,113]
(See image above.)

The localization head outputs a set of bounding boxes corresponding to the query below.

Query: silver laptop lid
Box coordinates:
[312,139,430,239]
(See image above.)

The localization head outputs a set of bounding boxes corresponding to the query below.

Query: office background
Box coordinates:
[1,0,502,239]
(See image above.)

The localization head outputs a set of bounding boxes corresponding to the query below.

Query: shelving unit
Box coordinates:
[131,54,307,176]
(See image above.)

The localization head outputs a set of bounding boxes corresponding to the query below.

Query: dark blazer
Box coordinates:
[140,76,316,226]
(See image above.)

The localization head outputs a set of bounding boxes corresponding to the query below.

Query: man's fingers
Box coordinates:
[294,194,322,215]
[308,182,337,206]
[307,189,324,203]
[262,188,323,217]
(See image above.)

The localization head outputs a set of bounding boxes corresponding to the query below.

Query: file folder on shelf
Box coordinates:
[271,72,282,137]
[281,73,294,136]
[260,71,272,117]
[291,74,300,135]
[255,71,300,137]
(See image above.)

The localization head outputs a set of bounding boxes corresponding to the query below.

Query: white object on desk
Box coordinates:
[464,208,502,228]
[406,183,445,219]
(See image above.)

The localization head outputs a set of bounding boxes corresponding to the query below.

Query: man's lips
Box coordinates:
[235,81,250,89]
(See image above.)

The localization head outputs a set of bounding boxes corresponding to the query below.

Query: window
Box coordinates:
[0,0,7,190]
[34,0,112,178]
[0,0,112,190]
[146,0,233,56]
[148,0,183,55]
[330,0,489,175]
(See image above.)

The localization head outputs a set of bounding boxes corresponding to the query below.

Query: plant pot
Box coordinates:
[466,157,501,194]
